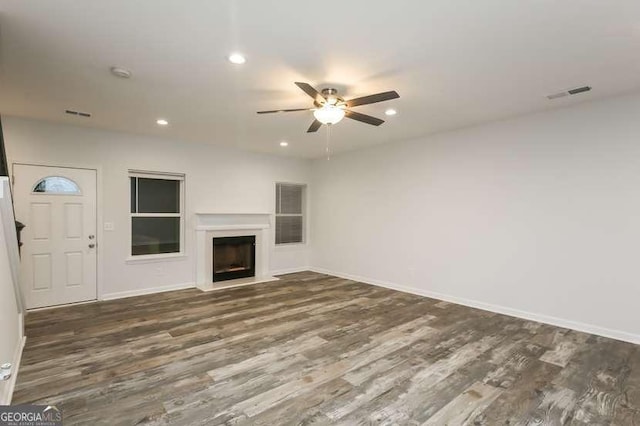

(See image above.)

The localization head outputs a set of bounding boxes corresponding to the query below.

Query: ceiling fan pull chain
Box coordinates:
[326,124,332,161]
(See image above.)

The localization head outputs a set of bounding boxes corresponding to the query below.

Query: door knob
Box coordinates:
[88,243,96,248]
[88,235,95,239]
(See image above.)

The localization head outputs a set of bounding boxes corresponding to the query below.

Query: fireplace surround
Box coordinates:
[195,213,277,291]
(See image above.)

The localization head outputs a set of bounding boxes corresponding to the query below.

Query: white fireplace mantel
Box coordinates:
[195,213,277,291]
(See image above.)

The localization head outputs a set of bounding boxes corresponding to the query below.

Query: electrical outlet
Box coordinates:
[103,222,115,231]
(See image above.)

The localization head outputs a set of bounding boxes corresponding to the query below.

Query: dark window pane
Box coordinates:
[130,177,137,213]
[132,217,180,255]
[277,184,303,214]
[137,178,180,213]
[276,216,303,244]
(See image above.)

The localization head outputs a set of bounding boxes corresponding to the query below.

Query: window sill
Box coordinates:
[126,253,188,264]
[274,243,307,250]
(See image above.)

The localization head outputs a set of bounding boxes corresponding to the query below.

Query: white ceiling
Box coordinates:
[2,1,640,158]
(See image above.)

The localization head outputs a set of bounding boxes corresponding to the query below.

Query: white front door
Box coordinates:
[13,164,97,309]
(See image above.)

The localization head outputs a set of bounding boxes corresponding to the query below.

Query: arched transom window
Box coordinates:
[32,176,81,195]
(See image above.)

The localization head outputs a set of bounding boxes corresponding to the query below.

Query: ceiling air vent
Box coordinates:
[567,86,592,95]
[547,86,592,100]
[65,109,92,118]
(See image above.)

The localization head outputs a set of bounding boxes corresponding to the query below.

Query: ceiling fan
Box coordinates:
[257,82,399,133]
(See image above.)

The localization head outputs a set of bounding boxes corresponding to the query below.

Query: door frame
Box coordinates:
[12,161,104,303]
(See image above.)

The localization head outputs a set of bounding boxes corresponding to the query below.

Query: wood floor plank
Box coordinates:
[471,359,562,424]
[13,271,640,425]
[422,381,503,425]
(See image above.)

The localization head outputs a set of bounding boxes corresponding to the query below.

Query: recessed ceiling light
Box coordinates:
[385,108,397,116]
[228,53,246,65]
[280,141,289,147]
[110,67,132,79]
[156,119,169,126]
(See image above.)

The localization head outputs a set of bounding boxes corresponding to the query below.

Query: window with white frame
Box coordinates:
[275,183,305,245]
[130,171,184,256]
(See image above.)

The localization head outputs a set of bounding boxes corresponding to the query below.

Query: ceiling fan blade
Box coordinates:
[257,108,311,114]
[345,110,385,126]
[346,90,399,108]
[307,119,323,133]
[295,82,326,104]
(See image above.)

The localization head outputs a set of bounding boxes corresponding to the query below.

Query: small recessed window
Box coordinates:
[275,183,306,245]
[33,176,81,194]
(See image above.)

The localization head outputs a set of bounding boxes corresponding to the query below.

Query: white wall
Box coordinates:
[0,178,24,404]
[7,91,640,344]
[312,92,640,343]
[3,117,311,298]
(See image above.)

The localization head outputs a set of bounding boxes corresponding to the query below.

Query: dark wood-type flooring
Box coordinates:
[14,272,640,425]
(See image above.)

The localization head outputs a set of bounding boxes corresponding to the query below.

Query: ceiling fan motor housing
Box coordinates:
[316,88,343,107]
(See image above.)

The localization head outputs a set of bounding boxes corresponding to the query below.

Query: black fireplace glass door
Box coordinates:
[212,236,256,282]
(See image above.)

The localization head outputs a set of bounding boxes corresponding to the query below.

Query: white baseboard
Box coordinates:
[271,266,311,276]
[197,276,280,292]
[101,282,195,301]
[1,335,26,405]
[310,267,640,346]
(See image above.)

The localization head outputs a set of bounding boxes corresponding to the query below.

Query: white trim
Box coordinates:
[0,335,26,405]
[101,282,195,301]
[195,212,272,216]
[131,213,181,218]
[197,276,280,292]
[271,266,310,276]
[125,254,188,264]
[310,267,640,346]
[27,299,97,312]
[273,242,307,249]
[12,161,99,172]
[129,170,185,180]
[195,224,269,231]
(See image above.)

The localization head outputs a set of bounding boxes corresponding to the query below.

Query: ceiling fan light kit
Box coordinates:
[313,104,346,125]
[257,82,399,133]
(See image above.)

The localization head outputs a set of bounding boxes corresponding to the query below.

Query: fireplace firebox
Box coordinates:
[212,236,256,282]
